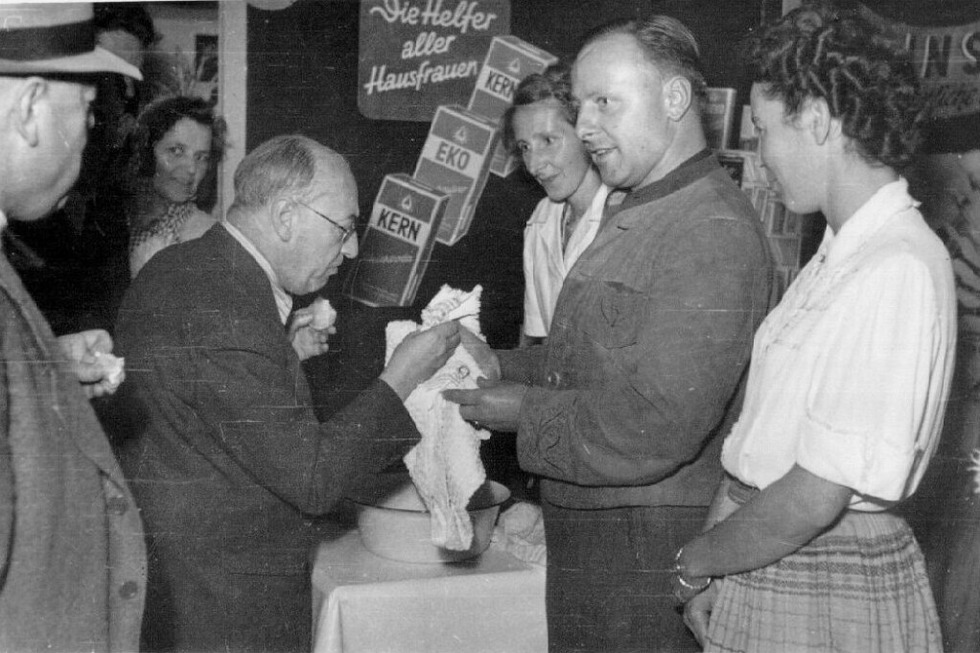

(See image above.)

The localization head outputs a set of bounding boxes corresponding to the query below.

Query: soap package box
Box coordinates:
[347,173,449,307]
[413,104,498,245]
[468,35,558,177]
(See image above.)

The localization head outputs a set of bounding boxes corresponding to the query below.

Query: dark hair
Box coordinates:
[579,15,707,109]
[126,95,226,180]
[501,62,576,156]
[744,1,924,168]
[93,3,157,48]
[230,134,321,212]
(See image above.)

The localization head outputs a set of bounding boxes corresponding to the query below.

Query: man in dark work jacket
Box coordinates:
[112,134,460,652]
[446,16,773,653]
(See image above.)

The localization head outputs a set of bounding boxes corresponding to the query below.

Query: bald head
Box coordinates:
[228,134,360,295]
[230,134,353,216]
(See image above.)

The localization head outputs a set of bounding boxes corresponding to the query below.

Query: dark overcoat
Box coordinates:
[0,251,146,652]
[113,225,418,652]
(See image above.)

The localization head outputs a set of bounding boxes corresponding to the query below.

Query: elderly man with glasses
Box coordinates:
[111,134,461,652]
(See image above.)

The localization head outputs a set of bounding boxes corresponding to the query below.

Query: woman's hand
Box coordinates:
[289,307,334,361]
[682,581,720,648]
[380,321,461,400]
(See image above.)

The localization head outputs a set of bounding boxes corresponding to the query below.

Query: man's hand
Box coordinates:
[57,330,125,398]
[380,321,461,400]
[459,326,500,383]
[289,307,335,361]
[682,580,719,648]
[442,378,527,432]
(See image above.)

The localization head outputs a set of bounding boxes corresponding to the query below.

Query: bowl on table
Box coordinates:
[348,473,510,564]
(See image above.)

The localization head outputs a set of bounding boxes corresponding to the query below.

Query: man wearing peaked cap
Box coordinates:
[0,4,146,652]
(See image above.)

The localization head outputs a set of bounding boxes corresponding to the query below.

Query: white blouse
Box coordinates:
[721,179,957,510]
[522,184,611,338]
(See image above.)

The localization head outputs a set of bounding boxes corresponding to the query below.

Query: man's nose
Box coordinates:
[576,105,597,141]
[342,232,359,259]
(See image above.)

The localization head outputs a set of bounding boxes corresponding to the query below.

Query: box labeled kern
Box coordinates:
[347,173,449,307]
[469,35,558,121]
[413,105,498,246]
[468,35,558,178]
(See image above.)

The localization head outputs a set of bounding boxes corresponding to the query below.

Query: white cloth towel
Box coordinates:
[385,285,490,550]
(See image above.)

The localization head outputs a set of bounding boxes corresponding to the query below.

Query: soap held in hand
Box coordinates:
[93,351,125,394]
[310,297,337,331]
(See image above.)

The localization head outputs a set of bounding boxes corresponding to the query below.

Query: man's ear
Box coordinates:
[11,77,46,147]
[270,197,295,242]
[664,75,693,122]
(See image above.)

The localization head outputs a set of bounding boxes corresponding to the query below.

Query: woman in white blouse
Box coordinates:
[673,4,955,652]
[502,63,610,347]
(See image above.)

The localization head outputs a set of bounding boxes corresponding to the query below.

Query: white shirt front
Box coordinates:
[522,184,611,338]
[721,179,957,510]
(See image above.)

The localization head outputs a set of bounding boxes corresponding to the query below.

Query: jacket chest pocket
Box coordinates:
[580,282,642,349]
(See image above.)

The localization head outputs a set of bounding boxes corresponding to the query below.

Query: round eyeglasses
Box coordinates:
[296,200,357,243]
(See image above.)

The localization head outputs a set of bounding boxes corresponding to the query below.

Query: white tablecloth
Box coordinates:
[311,530,547,653]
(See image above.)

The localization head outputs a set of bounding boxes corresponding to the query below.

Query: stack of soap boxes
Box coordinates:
[348,36,557,307]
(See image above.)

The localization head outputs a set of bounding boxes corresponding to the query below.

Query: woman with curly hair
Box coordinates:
[121,95,225,277]
[672,3,955,652]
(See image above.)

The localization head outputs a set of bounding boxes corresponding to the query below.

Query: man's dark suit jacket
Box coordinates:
[112,224,419,652]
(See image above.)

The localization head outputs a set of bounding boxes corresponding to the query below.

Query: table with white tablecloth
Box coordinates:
[310,530,547,653]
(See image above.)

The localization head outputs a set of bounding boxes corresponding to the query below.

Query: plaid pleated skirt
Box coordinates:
[703,510,943,653]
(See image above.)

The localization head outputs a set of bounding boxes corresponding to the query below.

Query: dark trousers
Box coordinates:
[542,499,707,653]
[141,544,312,653]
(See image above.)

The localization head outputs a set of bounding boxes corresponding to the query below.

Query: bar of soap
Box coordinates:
[95,352,125,392]
[311,297,337,331]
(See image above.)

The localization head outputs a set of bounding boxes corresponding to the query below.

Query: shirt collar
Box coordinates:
[222,221,293,324]
[586,184,613,221]
[613,149,716,215]
[821,178,917,268]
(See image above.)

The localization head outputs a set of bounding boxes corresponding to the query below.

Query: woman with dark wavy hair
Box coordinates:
[672,3,955,651]
[121,95,226,277]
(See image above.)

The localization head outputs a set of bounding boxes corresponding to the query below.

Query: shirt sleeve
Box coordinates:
[796,254,949,503]
[517,215,771,486]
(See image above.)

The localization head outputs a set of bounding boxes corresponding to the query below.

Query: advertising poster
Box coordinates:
[358,0,511,121]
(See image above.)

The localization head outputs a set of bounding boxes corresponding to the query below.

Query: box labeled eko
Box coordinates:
[413,105,498,246]
[347,173,449,307]
[468,35,558,177]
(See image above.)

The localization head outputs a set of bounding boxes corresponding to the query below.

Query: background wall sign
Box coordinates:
[862,7,980,121]
[358,0,511,121]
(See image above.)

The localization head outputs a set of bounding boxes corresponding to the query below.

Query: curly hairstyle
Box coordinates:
[501,62,577,157]
[744,1,925,169]
[124,95,226,182]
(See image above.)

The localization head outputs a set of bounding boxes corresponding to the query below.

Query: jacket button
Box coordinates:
[107,496,128,515]
[546,371,561,387]
[118,581,140,600]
